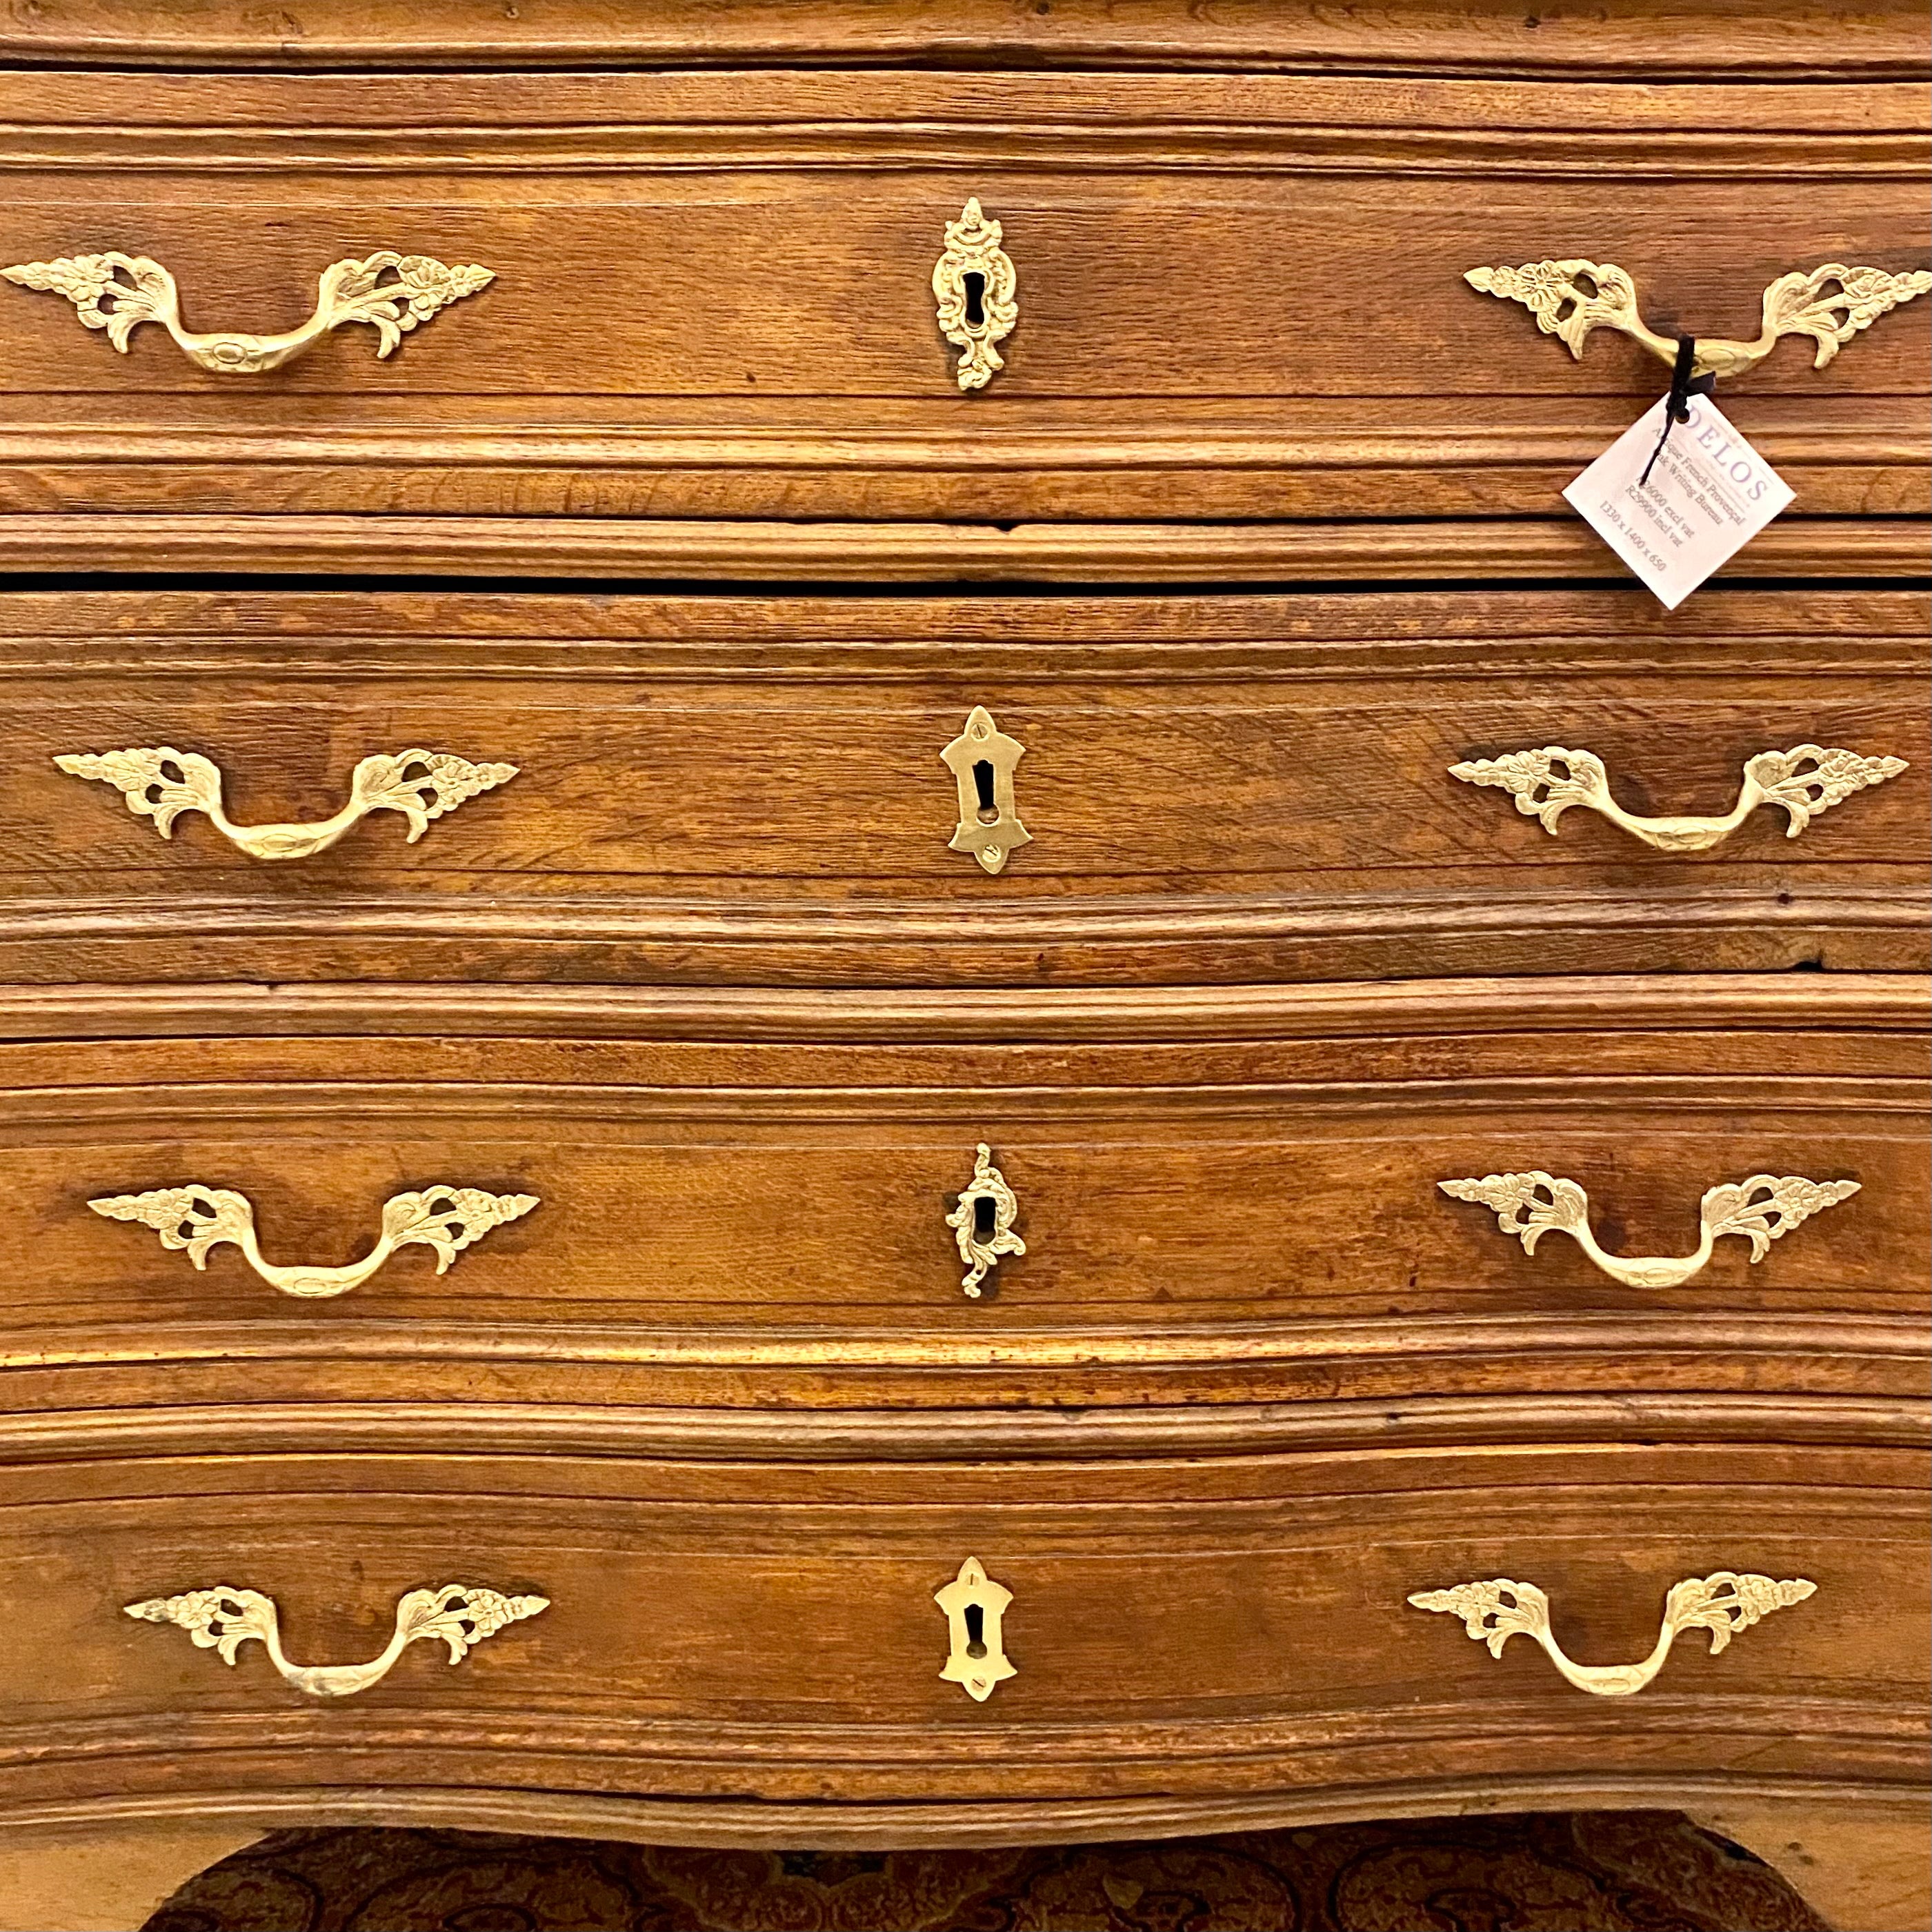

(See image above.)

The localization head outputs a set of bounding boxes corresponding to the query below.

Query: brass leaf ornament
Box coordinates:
[3,249,494,373]
[126,1583,548,1697]
[90,1183,539,1299]
[55,745,517,860]
[1451,744,1906,853]
[1408,1571,1815,1697]
[1465,257,1931,379]
[1440,1170,1858,1289]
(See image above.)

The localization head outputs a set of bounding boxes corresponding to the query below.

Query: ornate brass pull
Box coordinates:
[934,1556,1016,1702]
[54,745,517,861]
[1451,743,1906,853]
[1408,1571,1815,1698]
[941,706,1030,875]
[933,199,1017,391]
[126,1583,547,1698]
[3,250,493,374]
[89,1183,538,1299]
[1465,257,1930,380]
[946,1144,1024,1299]
[1440,1170,1858,1289]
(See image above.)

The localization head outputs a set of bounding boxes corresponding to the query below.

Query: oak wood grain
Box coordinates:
[0,1778,1921,1863]
[0,1446,1918,1818]
[0,69,1922,539]
[0,16,1922,1884]
[0,975,1917,1416]
[1,1392,1921,1475]
[3,588,1922,986]
[1,989,1920,1388]
[3,515,1924,581]
[3,1313,1919,1420]
[1,0,1923,79]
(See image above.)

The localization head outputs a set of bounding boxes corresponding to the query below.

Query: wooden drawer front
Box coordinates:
[3,985,1922,1405]
[0,71,1924,534]
[3,589,1924,987]
[0,1442,1920,1824]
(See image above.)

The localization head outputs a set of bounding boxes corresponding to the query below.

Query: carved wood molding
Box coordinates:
[0,1308,1917,1381]
[0,1,1924,79]
[0,1772,1923,1849]
[0,584,1922,646]
[0,410,1915,470]
[0,70,1923,172]
[0,883,1920,982]
[0,412,1918,527]
[2,1070,1917,1130]
[0,514,1920,580]
[0,585,1922,677]
[0,1662,1919,1762]
[8,130,1917,175]
[0,1392,1920,1466]
[0,974,1918,1044]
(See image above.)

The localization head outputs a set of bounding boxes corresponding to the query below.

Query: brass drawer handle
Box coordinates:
[126,1583,547,1698]
[89,1183,538,1299]
[1451,743,1906,853]
[934,199,1017,391]
[935,1556,1016,1702]
[1440,1170,1858,1288]
[1408,1571,1814,1698]
[3,249,492,374]
[55,745,517,861]
[941,706,1030,875]
[1465,257,1929,379]
[946,1144,1024,1299]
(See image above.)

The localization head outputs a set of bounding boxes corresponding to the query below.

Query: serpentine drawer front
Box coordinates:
[0,8,1924,1914]
[1,588,1923,988]
[6,979,1921,1403]
[0,63,1923,575]
[0,1438,1918,1820]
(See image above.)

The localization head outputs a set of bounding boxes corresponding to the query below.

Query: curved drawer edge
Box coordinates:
[0,1771,1923,1850]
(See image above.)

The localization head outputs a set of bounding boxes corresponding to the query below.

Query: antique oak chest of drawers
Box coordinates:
[0,6,1925,1930]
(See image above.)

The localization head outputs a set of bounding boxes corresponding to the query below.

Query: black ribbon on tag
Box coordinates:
[1639,335,1717,488]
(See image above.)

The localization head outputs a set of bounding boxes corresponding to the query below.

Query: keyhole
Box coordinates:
[972,759,998,824]
[964,1602,987,1658]
[972,1192,997,1241]
[962,271,986,328]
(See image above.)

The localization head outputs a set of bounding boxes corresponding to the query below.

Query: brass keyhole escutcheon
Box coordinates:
[941,706,1031,875]
[946,1143,1025,1299]
[935,1556,1016,1702]
[933,198,1017,390]
[973,758,999,823]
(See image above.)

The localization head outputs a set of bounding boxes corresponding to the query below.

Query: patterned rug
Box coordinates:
[146,1811,1829,1931]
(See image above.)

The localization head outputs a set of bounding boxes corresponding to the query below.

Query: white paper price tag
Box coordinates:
[1564,395,1794,609]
